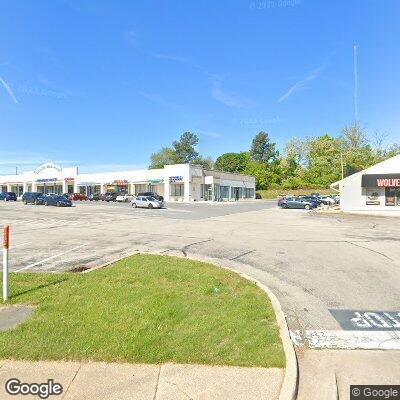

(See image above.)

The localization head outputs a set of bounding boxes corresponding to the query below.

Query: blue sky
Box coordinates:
[1,0,400,173]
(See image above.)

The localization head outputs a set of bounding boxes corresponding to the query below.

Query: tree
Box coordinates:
[214,152,250,173]
[306,134,342,186]
[244,161,269,190]
[192,156,214,169]
[149,147,178,169]
[149,132,211,169]
[172,132,199,163]
[250,131,277,164]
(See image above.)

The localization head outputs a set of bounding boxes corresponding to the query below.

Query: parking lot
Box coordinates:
[1,199,400,396]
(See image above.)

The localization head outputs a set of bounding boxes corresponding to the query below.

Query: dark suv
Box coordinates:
[0,192,17,201]
[22,192,45,205]
[137,192,164,201]
[104,192,122,202]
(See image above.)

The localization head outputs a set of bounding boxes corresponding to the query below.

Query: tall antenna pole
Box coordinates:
[353,44,358,122]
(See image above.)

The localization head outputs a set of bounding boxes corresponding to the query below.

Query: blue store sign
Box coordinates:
[169,176,183,182]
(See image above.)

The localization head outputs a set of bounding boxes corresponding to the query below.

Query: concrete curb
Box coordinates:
[84,250,298,400]
[178,252,299,400]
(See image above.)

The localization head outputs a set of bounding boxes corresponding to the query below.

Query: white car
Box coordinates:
[131,196,164,209]
[116,194,135,202]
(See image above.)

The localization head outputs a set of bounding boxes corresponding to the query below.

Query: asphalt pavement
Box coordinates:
[1,199,400,398]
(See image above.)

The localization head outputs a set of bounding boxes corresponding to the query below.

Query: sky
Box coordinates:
[1,0,400,174]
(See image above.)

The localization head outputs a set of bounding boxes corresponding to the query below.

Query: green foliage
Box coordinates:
[172,131,199,163]
[149,147,178,169]
[149,124,400,190]
[250,131,278,163]
[149,132,213,169]
[214,152,250,173]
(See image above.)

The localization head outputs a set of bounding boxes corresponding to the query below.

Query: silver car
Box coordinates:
[131,196,164,209]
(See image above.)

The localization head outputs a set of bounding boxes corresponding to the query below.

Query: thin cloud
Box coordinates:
[150,52,202,70]
[197,130,222,138]
[0,76,19,104]
[277,54,333,103]
[124,30,139,47]
[138,91,180,109]
[210,80,253,108]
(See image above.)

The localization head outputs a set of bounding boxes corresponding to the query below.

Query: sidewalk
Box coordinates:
[0,360,284,400]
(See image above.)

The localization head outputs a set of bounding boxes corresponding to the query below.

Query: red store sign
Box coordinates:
[377,178,400,187]
[114,180,129,185]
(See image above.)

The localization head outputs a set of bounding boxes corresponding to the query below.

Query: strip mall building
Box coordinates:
[0,163,256,202]
[331,154,400,212]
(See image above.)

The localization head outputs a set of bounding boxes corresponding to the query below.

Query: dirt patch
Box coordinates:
[70,266,90,273]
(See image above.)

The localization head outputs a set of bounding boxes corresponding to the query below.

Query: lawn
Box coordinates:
[0,254,284,368]
[257,187,336,199]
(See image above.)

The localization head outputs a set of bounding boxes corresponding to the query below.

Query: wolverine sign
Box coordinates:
[361,174,400,187]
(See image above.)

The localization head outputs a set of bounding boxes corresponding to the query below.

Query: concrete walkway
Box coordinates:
[0,360,284,400]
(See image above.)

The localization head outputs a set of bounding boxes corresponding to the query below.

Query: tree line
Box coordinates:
[149,124,400,190]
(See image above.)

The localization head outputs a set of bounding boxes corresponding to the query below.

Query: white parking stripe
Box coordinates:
[16,244,88,272]
[290,329,400,350]
[0,242,30,253]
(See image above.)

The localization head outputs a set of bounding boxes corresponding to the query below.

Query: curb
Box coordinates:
[179,252,299,400]
[84,250,298,399]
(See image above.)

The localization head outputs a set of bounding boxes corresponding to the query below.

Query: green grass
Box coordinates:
[257,187,336,199]
[0,254,284,368]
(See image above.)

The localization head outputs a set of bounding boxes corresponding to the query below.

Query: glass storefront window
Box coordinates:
[366,188,380,205]
[171,183,184,197]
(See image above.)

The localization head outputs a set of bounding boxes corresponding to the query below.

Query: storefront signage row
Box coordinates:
[64,177,75,182]
[361,174,400,188]
[36,178,58,183]
[114,180,129,185]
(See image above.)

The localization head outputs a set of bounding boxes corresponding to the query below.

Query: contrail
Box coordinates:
[353,44,358,121]
[0,75,19,104]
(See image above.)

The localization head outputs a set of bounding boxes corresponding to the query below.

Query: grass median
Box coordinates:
[0,254,284,368]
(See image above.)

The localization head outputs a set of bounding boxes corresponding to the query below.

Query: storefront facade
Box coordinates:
[0,162,256,202]
[331,154,400,212]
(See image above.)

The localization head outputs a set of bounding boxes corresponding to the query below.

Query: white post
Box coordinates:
[3,225,9,302]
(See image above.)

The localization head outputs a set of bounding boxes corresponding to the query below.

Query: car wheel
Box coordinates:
[57,202,61,207]
[132,203,137,208]
[34,200,39,205]
[45,201,49,206]
[304,204,311,210]
[148,203,153,209]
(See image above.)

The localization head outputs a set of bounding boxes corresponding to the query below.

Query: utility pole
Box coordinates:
[340,152,344,180]
[15,166,18,175]
[353,45,358,122]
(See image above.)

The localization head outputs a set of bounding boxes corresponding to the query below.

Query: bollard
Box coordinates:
[3,225,9,302]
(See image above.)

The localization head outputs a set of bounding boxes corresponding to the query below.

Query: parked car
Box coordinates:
[69,193,88,201]
[131,196,164,209]
[319,195,336,205]
[22,192,46,205]
[44,195,72,207]
[136,192,164,201]
[279,197,316,210]
[300,196,321,208]
[104,192,120,202]
[89,193,102,201]
[116,193,135,202]
[0,192,17,201]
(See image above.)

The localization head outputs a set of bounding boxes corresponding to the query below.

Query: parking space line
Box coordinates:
[16,244,88,272]
[0,242,30,253]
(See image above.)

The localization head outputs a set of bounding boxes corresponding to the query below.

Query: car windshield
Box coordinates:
[146,196,157,201]
[53,196,67,200]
